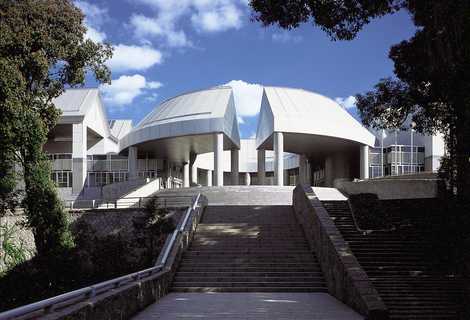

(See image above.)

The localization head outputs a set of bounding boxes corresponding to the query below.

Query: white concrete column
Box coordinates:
[245,172,251,186]
[183,162,190,187]
[274,132,284,186]
[206,170,212,187]
[231,149,239,185]
[257,149,266,185]
[299,154,307,185]
[191,164,198,185]
[360,145,370,180]
[306,159,312,185]
[72,123,87,194]
[128,147,138,180]
[300,156,312,185]
[214,133,224,186]
[189,152,197,185]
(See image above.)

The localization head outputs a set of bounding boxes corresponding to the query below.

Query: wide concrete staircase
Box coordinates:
[323,200,464,319]
[171,205,327,292]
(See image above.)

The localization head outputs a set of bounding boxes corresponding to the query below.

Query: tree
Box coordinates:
[0,0,112,255]
[250,0,470,203]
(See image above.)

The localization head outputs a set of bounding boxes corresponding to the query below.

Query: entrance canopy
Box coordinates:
[119,86,240,162]
[256,86,375,157]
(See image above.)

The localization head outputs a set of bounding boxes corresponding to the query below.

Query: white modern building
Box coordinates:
[44,86,446,201]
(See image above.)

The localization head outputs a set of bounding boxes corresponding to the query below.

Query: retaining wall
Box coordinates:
[293,184,388,319]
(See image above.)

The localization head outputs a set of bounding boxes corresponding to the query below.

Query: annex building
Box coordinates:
[45,86,445,202]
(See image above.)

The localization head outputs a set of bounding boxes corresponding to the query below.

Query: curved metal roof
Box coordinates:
[120,87,240,153]
[256,87,375,148]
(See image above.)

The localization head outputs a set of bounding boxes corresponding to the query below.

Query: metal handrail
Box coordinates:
[0,193,204,320]
[63,195,194,210]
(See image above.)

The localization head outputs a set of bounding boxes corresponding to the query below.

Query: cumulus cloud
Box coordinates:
[74,1,108,42]
[130,0,246,47]
[130,14,191,48]
[100,74,163,106]
[272,31,303,44]
[86,26,107,42]
[335,96,357,109]
[106,44,163,72]
[191,3,243,32]
[225,80,264,121]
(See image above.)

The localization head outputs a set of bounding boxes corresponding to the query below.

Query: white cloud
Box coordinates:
[272,31,303,44]
[335,96,357,109]
[225,80,264,121]
[130,0,247,46]
[237,116,245,124]
[130,14,191,48]
[85,26,107,42]
[106,44,163,72]
[100,74,163,106]
[74,1,108,42]
[75,1,108,24]
[191,3,243,32]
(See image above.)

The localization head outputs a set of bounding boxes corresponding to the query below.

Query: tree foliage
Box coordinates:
[0,0,112,255]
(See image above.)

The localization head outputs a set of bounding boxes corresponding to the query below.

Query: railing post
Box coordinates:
[115,200,117,209]
[139,197,142,208]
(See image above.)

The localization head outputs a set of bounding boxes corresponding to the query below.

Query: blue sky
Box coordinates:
[77,0,417,138]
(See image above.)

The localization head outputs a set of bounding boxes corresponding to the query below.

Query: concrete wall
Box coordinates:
[335,179,439,200]
[102,178,150,201]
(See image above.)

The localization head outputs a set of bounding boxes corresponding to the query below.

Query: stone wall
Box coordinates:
[293,185,388,319]
[0,215,36,272]
[0,208,182,273]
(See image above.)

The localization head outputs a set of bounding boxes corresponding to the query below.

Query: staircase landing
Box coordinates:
[132,292,363,320]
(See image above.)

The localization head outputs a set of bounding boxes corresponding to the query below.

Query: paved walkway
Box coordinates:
[132,293,363,319]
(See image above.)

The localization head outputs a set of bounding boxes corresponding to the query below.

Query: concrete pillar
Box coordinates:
[214,133,224,186]
[72,123,87,194]
[191,165,198,185]
[206,170,212,187]
[189,152,197,185]
[299,154,307,185]
[360,145,370,180]
[231,149,239,185]
[183,162,190,187]
[299,155,312,186]
[274,132,284,186]
[257,149,266,185]
[245,172,251,186]
[128,147,138,180]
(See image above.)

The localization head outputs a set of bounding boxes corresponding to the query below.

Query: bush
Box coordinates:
[349,193,393,230]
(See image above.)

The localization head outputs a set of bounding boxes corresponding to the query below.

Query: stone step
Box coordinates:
[175,271,324,277]
[183,252,315,258]
[170,287,329,293]
[174,276,325,282]
[172,281,327,288]
[177,266,323,273]
[324,200,463,319]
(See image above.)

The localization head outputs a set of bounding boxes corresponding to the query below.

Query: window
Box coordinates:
[51,171,72,188]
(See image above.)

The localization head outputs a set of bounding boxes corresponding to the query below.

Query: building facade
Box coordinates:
[44,87,445,202]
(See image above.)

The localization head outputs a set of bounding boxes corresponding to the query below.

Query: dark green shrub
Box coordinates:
[349,193,393,230]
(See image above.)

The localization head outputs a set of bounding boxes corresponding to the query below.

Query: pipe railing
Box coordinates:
[0,193,204,320]
[63,195,194,210]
